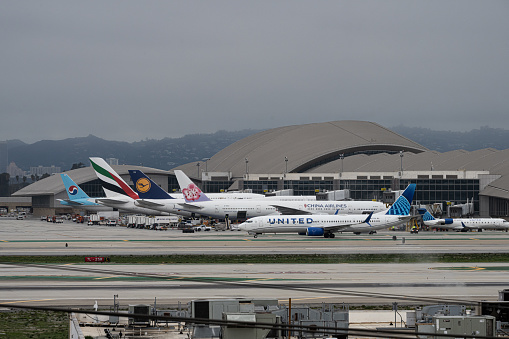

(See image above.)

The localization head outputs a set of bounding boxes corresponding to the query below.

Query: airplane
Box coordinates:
[420,210,509,232]
[89,157,170,215]
[128,169,195,217]
[128,169,271,217]
[173,170,388,220]
[57,173,113,212]
[238,184,416,238]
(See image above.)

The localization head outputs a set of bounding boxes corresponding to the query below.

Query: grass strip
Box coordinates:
[0,310,68,339]
[1,253,509,264]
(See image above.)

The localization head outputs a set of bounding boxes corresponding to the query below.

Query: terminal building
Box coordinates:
[12,121,509,218]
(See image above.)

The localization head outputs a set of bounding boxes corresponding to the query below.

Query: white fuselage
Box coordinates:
[239,213,407,235]
[168,192,265,200]
[173,199,386,220]
[424,218,509,230]
[96,197,170,215]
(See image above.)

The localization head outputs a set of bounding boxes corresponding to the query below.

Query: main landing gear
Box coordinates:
[324,232,335,238]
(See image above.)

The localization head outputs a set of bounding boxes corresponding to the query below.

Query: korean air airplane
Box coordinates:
[173,170,387,220]
[58,173,112,212]
[421,210,509,231]
[238,184,416,238]
[89,157,169,215]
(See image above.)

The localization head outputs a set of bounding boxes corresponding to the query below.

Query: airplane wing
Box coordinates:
[135,199,166,208]
[321,213,374,232]
[460,222,476,230]
[57,199,84,206]
[270,205,313,215]
[95,198,129,205]
[176,203,204,210]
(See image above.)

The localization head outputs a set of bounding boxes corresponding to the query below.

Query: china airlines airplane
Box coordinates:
[173,170,387,220]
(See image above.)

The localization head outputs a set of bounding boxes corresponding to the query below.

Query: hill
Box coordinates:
[5,126,509,171]
[6,130,261,171]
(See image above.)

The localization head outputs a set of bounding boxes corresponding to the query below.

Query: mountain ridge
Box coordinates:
[4,126,509,171]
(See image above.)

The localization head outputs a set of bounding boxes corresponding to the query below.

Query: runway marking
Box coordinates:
[1,240,8,242]
[0,299,54,304]
[279,296,333,302]
[430,266,509,271]
[94,276,115,280]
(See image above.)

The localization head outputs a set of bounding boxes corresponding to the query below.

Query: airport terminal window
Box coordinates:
[284,180,334,196]
[243,180,279,194]
[168,175,180,193]
[79,179,106,198]
[32,195,51,208]
[203,180,235,193]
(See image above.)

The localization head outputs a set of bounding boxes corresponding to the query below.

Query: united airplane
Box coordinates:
[238,184,416,238]
[58,173,112,212]
[89,157,169,215]
[174,170,387,220]
[421,210,509,231]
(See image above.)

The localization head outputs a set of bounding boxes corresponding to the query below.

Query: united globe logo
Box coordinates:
[136,178,151,193]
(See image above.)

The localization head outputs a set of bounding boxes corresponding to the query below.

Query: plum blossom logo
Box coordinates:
[182,184,202,201]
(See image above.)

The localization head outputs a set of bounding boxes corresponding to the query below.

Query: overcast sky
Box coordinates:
[1,1,508,143]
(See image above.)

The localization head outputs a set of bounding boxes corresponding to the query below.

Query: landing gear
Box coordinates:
[324,233,335,238]
[369,230,377,235]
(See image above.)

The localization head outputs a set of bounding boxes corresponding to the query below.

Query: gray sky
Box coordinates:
[1,1,508,143]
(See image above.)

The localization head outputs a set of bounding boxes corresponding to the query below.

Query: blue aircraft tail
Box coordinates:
[128,170,174,199]
[61,174,90,200]
[385,184,416,216]
[418,209,436,221]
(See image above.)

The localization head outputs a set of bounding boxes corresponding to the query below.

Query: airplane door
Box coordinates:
[215,205,220,213]
[256,205,261,214]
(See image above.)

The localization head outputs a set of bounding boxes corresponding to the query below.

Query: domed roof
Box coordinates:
[175,120,428,178]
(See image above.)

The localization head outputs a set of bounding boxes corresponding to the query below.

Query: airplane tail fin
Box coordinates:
[89,157,139,200]
[420,210,436,221]
[385,184,416,216]
[174,170,211,202]
[128,170,174,199]
[61,174,90,200]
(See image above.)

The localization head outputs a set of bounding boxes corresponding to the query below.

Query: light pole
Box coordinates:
[196,162,200,178]
[399,151,404,175]
[202,157,210,172]
[245,158,249,180]
[284,156,288,174]
[339,153,344,176]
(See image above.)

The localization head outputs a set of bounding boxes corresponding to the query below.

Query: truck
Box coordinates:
[88,214,101,225]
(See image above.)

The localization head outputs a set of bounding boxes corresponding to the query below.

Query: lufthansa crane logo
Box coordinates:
[136,178,151,193]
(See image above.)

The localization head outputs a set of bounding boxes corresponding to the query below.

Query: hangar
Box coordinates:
[12,121,509,218]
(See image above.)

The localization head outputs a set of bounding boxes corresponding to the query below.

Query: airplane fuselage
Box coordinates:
[239,213,406,235]
[424,218,509,230]
[175,200,386,220]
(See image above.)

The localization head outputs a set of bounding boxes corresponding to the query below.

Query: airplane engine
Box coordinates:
[444,218,454,224]
[306,227,324,236]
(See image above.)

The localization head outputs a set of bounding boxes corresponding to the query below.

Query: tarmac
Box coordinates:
[1,217,508,309]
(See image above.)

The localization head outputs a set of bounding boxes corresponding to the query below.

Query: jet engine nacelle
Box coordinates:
[443,218,454,224]
[306,227,325,236]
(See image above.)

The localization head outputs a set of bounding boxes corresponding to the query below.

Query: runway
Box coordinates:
[1,218,508,308]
